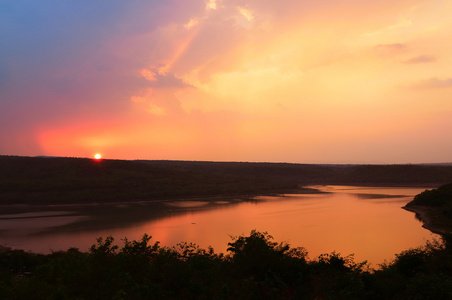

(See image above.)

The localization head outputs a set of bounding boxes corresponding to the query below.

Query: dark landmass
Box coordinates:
[2,155,452,206]
[404,182,452,234]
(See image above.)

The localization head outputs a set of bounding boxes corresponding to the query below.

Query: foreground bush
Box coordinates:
[0,231,451,299]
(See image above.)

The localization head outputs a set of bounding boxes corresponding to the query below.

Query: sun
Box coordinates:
[94,153,102,160]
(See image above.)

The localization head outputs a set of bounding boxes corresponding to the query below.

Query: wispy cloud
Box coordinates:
[206,0,217,10]
[403,55,436,64]
[411,77,452,90]
[373,43,408,57]
[365,19,412,37]
[238,7,254,21]
[185,18,199,29]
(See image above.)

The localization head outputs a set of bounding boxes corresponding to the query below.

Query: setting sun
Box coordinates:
[94,153,102,160]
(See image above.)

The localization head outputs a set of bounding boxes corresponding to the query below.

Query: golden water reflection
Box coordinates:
[0,186,439,267]
[144,186,438,267]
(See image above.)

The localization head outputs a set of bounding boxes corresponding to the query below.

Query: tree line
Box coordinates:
[2,156,452,205]
[1,230,451,299]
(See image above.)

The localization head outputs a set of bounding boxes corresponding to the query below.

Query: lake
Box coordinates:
[0,185,439,267]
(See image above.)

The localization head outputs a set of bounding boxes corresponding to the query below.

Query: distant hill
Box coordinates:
[137,160,452,186]
[1,156,452,205]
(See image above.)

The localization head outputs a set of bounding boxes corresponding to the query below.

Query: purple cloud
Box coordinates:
[403,55,436,64]
[411,77,452,90]
[372,43,410,59]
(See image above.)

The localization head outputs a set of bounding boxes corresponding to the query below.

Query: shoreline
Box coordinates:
[402,205,452,235]
[0,187,325,210]
[0,192,288,210]
[2,184,434,209]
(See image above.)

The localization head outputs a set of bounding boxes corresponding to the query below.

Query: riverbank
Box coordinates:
[0,187,322,216]
[403,205,452,235]
[403,182,452,236]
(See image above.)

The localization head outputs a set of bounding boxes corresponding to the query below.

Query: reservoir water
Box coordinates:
[0,185,439,267]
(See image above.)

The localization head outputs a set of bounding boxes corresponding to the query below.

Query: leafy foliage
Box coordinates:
[1,231,451,299]
[409,182,452,208]
[90,236,118,255]
[405,183,452,233]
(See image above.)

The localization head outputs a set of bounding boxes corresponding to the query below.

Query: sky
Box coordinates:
[1,0,451,163]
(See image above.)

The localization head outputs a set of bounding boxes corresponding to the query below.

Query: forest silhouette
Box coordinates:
[2,156,452,205]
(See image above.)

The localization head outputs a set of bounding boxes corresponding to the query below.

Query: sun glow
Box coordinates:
[5,1,452,164]
[94,153,102,160]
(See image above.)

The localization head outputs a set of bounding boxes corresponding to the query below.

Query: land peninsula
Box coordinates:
[404,182,452,235]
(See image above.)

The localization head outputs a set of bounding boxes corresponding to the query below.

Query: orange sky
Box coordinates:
[1,0,452,163]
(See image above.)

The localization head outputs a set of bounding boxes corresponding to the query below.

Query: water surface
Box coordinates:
[0,185,438,267]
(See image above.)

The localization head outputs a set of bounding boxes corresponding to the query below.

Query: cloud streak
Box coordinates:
[403,55,436,64]
[411,77,452,90]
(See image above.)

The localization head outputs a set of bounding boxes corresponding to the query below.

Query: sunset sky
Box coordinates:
[1,0,451,163]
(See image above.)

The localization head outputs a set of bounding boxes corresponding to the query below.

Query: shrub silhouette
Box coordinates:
[0,231,451,299]
[227,230,307,279]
